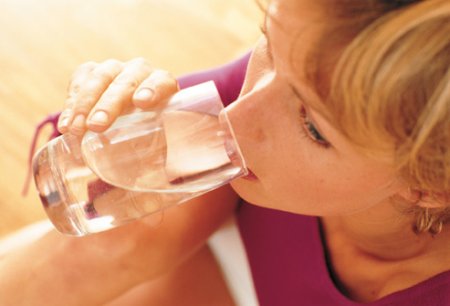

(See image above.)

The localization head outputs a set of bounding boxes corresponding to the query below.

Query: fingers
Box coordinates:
[58,59,124,134]
[57,61,97,133]
[133,69,179,109]
[58,58,179,135]
[85,58,153,132]
[74,59,125,134]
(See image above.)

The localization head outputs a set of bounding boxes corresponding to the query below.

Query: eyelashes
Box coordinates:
[299,106,330,148]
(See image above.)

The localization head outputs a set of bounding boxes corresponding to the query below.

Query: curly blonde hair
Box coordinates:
[304,0,450,233]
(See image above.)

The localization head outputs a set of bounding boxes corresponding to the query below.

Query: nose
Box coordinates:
[224,72,275,144]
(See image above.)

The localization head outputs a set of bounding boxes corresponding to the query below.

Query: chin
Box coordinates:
[230,180,271,208]
[230,179,263,205]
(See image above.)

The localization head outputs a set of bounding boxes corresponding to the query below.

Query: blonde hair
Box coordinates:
[308,0,450,233]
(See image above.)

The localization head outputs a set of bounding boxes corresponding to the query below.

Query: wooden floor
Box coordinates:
[0,0,262,236]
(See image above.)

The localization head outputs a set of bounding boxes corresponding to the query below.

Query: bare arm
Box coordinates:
[107,244,236,306]
[0,185,238,305]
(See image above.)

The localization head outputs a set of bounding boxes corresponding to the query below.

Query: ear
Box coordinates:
[396,187,445,208]
[396,186,421,203]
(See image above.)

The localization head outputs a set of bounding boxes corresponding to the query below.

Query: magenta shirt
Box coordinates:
[35,53,450,305]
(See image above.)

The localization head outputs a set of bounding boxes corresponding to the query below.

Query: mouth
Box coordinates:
[242,168,258,181]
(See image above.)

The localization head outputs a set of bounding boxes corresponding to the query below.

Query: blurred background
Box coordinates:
[0,0,261,237]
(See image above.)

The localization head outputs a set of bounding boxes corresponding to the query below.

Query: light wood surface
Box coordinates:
[0,0,261,236]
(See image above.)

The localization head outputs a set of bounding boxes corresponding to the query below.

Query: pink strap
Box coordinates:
[22,112,61,196]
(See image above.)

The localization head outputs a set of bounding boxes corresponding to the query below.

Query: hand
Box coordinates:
[57,58,179,135]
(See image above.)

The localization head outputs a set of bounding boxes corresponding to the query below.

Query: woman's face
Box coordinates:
[227,0,404,216]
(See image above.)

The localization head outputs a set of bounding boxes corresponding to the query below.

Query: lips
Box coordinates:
[242,168,258,181]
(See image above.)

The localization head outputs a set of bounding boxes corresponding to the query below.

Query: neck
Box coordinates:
[320,199,450,302]
[322,201,434,261]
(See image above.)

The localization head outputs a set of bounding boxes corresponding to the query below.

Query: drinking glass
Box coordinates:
[33,81,247,235]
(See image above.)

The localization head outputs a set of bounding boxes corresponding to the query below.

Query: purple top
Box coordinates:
[238,204,450,306]
[31,52,450,305]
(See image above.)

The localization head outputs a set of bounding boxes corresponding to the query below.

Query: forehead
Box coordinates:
[267,0,329,78]
[267,0,328,52]
[268,0,324,16]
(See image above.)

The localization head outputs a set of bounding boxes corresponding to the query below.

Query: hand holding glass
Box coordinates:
[33,82,247,235]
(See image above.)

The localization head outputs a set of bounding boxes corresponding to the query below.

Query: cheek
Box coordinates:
[263,150,398,215]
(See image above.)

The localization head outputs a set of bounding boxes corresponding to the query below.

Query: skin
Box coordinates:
[1,0,449,304]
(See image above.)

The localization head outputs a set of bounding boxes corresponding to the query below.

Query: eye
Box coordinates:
[299,106,330,148]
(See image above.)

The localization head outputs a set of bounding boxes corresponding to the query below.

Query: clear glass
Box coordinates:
[33,81,247,236]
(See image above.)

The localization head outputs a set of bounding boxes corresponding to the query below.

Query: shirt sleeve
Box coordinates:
[177,52,251,106]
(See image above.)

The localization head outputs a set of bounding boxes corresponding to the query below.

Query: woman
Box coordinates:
[2,0,449,305]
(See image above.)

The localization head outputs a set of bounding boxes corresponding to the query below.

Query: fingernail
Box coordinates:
[58,117,70,130]
[88,111,109,126]
[134,88,154,102]
[58,110,73,129]
[58,115,71,129]
[71,114,86,135]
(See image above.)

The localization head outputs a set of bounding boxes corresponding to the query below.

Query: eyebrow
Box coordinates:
[260,13,274,62]
[289,84,304,100]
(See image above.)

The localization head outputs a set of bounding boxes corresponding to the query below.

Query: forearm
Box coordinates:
[0,185,238,305]
[107,244,236,306]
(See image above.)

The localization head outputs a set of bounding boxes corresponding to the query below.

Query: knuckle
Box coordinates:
[83,77,104,92]
[60,108,73,119]
[78,61,97,71]
[102,58,122,67]
[68,62,97,89]
[154,70,178,91]
[102,59,124,73]
[112,73,139,89]
[66,83,80,95]
[67,83,81,97]
[91,68,116,82]
[153,69,170,77]
[63,97,75,109]
[153,69,176,83]
[127,58,152,74]
[129,57,148,66]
